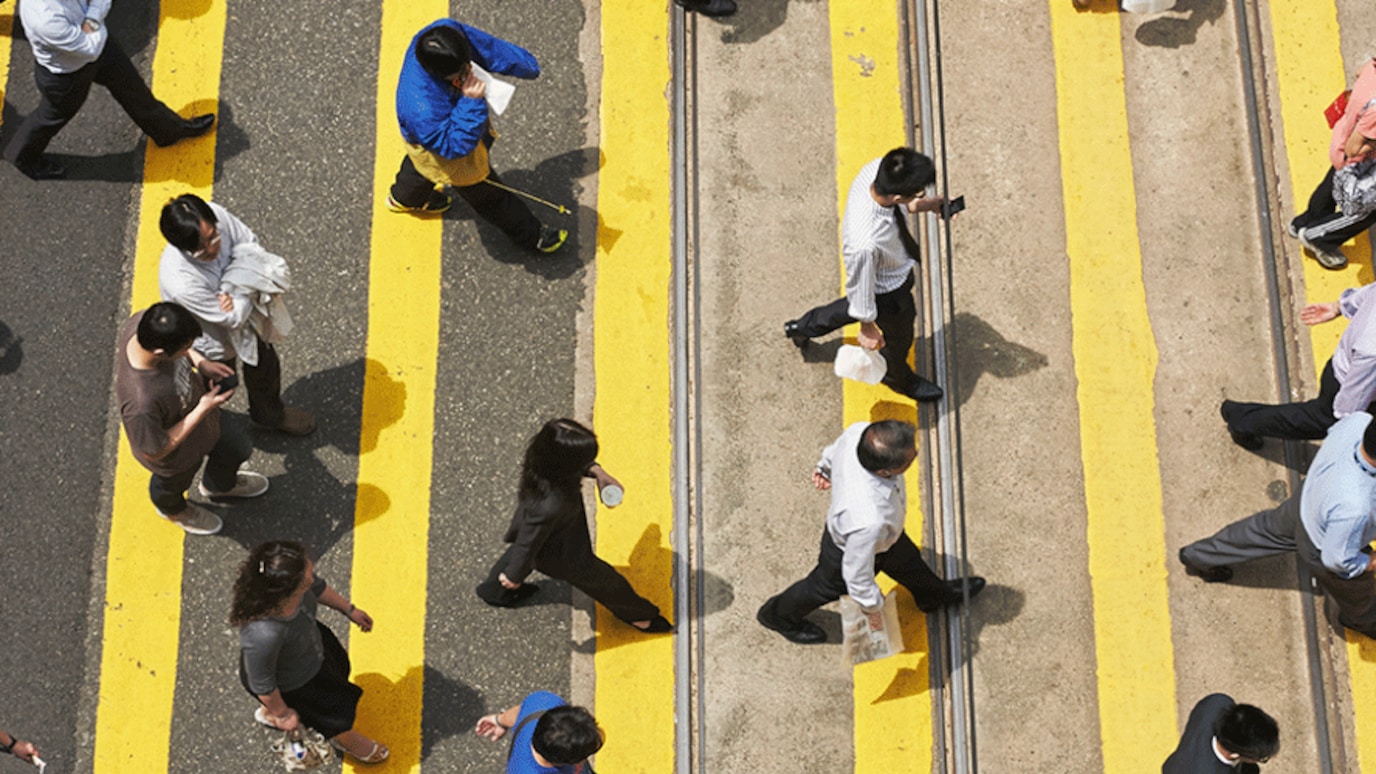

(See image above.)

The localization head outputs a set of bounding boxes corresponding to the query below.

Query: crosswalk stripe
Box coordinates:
[0,1,13,124]
[93,1,228,771]
[827,2,933,772]
[1265,2,1376,771]
[345,2,447,771]
[1048,2,1178,770]
[591,3,678,771]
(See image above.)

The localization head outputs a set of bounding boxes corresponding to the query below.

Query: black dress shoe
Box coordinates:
[783,320,809,349]
[475,580,540,607]
[917,576,986,613]
[15,155,66,180]
[1179,548,1233,583]
[886,375,943,403]
[156,113,216,147]
[634,615,675,634]
[1219,400,1264,451]
[756,601,826,644]
[675,0,737,17]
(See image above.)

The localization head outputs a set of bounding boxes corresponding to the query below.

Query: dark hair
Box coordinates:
[856,420,916,473]
[229,541,311,627]
[1214,703,1279,761]
[416,25,472,80]
[160,194,217,253]
[519,419,599,502]
[873,147,936,197]
[531,706,603,765]
[1364,413,1376,459]
[135,302,202,354]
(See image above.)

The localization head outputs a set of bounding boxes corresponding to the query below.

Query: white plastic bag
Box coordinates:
[840,590,904,666]
[1120,0,1174,13]
[833,344,887,385]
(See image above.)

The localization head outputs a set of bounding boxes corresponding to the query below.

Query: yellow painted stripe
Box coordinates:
[345,3,445,771]
[1049,2,1177,770]
[1267,2,1376,770]
[94,1,227,771]
[0,2,13,123]
[828,2,933,771]
[1269,0,1361,366]
[592,3,676,772]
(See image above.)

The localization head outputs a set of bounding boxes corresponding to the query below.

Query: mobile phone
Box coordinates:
[941,195,966,220]
[216,373,240,392]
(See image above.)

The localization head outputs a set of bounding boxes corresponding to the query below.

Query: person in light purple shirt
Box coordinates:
[1222,282,1376,450]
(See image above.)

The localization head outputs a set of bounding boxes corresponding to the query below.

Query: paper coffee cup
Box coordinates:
[599,484,624,507]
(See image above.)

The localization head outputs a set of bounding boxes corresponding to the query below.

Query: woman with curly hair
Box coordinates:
[231,540,388,764]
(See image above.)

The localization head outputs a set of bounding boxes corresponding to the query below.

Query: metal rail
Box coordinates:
[669,6,699,774]
[1229,0,1336,771]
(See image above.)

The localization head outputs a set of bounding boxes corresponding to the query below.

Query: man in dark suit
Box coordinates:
[1162,694,1278,773]
[4,0,214,179]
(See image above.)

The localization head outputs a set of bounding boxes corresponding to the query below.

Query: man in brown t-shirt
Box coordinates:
[115,302,269,535]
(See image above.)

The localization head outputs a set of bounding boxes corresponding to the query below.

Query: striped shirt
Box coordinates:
[843,157,916,322]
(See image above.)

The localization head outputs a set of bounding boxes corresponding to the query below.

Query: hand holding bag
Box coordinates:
[1333,97,1376,218]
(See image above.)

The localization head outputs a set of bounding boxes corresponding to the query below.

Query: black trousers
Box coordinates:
[216,339,285,428]
[476,521,659,623]
[4,38,186,169]
[766,528,947,626]
[1293,166,1376,252]
[147,414,251,514]
[389,156,542,248]
[792,273,918,389]
[1226,358,1340,441]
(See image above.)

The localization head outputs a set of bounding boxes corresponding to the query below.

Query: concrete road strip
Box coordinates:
[1048,1,1178,770]
[828,2,935,772]
[93,1,228,771]
[592,4,678,772]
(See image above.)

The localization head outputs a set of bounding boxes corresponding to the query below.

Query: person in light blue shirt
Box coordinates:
[3,0,214,179]
[1181,409,1376,638]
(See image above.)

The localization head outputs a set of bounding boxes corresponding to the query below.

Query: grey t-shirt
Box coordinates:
[239,576,329,694]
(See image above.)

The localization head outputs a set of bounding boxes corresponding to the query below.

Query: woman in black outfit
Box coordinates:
[476,418,674,633]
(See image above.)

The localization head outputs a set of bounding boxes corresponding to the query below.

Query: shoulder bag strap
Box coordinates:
[506,710,547,762]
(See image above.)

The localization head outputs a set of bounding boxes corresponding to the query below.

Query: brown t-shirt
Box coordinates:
[115,312,220,477]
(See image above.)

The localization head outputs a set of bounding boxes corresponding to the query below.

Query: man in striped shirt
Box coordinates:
[784,148,946,402]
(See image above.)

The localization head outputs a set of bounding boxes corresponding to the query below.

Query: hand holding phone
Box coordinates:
[214,372,239,392]
[941,195,966,220]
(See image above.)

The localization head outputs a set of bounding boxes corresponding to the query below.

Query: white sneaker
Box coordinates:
[156,504,223,536]
[199,471,270,499]
[1298,227,1348,269]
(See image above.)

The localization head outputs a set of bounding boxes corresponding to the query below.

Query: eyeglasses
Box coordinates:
[188,226,221,260]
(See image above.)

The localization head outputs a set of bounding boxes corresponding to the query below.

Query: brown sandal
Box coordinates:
[332,739,389,765]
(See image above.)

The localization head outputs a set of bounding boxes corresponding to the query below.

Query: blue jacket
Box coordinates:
[395,20,540,160]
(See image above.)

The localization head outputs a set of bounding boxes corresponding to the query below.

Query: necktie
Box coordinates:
[892,206,922,263]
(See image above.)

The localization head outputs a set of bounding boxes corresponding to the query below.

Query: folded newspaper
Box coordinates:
[840,590,904,666]
[470,62,516,115]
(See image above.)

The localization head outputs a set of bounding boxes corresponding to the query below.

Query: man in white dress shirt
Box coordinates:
[4,0,215,179]
[757,420,985,644]
[784,148,946,402]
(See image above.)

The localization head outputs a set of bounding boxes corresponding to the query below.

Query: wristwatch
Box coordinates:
[83,17,101,31]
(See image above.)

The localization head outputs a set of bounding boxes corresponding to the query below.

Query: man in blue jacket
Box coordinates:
[389,20,566,254]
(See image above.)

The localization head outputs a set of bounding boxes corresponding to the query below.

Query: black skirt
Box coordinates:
[240,621,363,738]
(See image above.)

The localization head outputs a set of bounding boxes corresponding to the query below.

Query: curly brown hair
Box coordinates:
[229,541,310,627]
